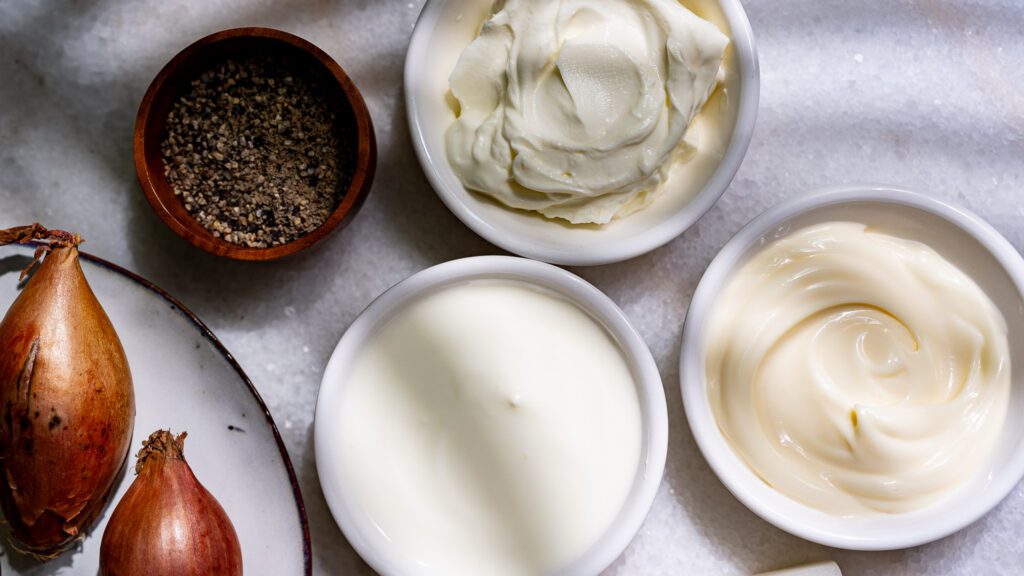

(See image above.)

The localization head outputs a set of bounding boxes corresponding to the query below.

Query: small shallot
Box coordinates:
[100,430,242,576]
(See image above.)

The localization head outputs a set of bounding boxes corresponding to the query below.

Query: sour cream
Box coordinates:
[445,0,729,224]
[337,282,641,574]
[706,222,1010,515]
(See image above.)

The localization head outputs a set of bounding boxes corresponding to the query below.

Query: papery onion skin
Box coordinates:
[100,430,242,576]
[0,225,135,558]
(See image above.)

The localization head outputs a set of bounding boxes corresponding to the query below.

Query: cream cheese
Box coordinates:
[706,222,1010,515]
[337,282,642,574]
[445,0,729,224]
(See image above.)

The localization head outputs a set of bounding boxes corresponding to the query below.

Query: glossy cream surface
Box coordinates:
[707,222,1011,515]
[445,0,729,224]
[337,282,641,575]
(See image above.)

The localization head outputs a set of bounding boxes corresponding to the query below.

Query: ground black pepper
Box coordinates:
[161,55,354,248]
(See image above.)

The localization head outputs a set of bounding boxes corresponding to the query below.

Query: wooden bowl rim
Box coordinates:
[134,27,377,262]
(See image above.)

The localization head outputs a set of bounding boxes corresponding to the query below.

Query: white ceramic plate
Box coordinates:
[0,246,311,575]
[406,0,759,266]
[681,186,1024,550]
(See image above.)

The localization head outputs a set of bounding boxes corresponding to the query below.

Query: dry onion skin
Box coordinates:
[0,224,136,558]
[100,430,242,576]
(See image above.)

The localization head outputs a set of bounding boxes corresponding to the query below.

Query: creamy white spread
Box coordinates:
[707,222,1010,515]
[445,0,729,224]
[337,282,641,574]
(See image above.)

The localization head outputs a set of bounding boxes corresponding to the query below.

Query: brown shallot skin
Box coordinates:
[100,430,242,576]
[0,227,135,557]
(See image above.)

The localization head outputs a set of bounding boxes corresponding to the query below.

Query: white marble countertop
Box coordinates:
[2,0,1023,574]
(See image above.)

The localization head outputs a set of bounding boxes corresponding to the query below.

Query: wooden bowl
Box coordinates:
[134,27,376,261]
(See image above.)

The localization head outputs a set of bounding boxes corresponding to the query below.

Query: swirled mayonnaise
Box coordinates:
[707,222,1010,516]
[445,0,729,224]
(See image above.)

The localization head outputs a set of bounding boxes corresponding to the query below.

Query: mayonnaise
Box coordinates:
[445,0,729,224]
[706,222,1010,516]
[337,282,642,575]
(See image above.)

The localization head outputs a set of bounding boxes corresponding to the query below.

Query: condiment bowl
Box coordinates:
[680,185,1024,550]
[315,256,668,574]
[134,27,376,261]
[405,0,758,266]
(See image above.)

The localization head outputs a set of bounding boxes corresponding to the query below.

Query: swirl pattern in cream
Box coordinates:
[707,222,1010,515]
[445,0,729,224]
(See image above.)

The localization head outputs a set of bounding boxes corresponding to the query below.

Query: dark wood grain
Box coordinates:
[133,27,377,261]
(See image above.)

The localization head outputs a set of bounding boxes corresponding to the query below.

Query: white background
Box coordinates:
[1,0,1022,573]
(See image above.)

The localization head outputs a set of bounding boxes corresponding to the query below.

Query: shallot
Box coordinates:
[100,430,242,576]
[0,224,135,558]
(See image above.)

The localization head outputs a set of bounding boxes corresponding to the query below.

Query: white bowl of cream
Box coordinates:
[406,0,758,265]
[681,185,1024,550]
[315,256,667,575]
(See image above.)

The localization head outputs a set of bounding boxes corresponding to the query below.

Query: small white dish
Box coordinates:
[0,246,310,575]
[405,0,759,266]
[680,185,1024,550]
[315,256,667,575]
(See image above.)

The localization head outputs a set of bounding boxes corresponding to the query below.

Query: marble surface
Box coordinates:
[1,0,1023,574]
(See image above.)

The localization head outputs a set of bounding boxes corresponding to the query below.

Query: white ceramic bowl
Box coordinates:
[405,0,759,266]
[680,185,1024,550]
[315,256,668,574]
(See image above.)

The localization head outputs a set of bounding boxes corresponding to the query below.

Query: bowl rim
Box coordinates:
[134,26,377,261]
[679,184,1024,550]
[404,0,760,266]
[314,255,669,575]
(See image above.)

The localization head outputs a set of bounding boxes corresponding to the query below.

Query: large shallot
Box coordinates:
[0,224,135,558]
[100,430,242,576]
